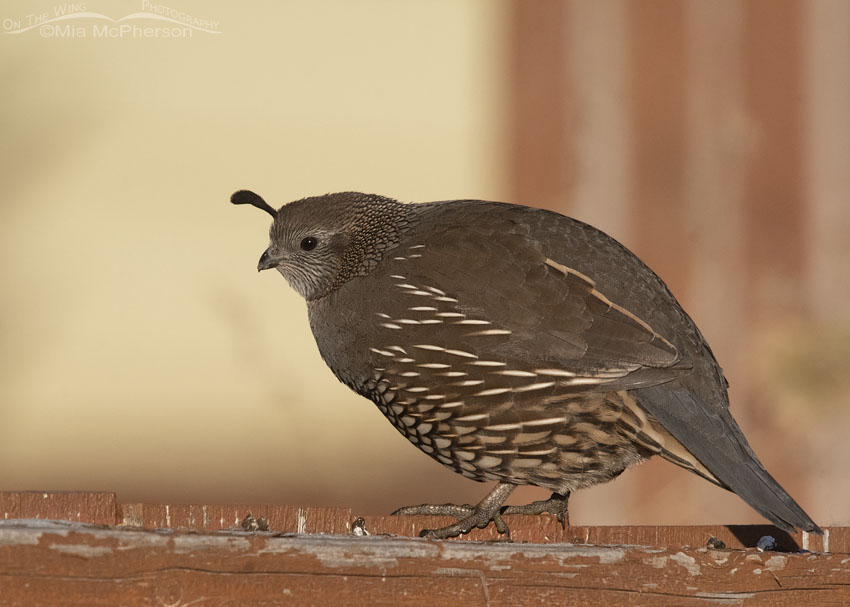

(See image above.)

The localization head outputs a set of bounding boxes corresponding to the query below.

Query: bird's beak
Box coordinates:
[257,248,278,272]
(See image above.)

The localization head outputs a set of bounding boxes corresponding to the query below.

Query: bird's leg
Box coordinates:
[500,491,571,529]
[392,482,516,539]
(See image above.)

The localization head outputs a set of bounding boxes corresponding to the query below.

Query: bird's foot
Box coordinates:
[392,482,515,540]
[501,491,570,529]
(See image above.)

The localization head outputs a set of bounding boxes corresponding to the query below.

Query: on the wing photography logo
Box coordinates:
[3,1,221,39]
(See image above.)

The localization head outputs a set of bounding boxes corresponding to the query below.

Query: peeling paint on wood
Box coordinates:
[0,521,847,606]
[0,492,847,606]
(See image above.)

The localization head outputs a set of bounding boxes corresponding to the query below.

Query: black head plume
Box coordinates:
[230,189,277,218]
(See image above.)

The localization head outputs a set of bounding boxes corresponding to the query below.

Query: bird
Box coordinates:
[231,188,821,539]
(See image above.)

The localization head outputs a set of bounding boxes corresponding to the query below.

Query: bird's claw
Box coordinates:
[394,483,518,540]
[499,491,570,529]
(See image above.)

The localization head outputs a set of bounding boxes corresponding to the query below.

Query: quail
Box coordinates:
[231,189,821,539]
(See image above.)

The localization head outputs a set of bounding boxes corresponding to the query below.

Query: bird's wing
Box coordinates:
[382,222,690,394]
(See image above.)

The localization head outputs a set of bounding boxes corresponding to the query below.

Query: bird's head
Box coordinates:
[231,189,409,301]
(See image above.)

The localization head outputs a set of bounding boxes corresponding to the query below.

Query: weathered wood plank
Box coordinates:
[0,521,847,607]
[0,492,843,552]
[0,491,116,526]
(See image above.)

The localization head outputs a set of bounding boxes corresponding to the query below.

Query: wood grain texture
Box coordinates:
[0,519,848,607]
[1,492,847,606]
[0,492,844,552]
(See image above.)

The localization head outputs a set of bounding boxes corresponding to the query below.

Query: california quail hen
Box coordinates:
[232,189,821,539]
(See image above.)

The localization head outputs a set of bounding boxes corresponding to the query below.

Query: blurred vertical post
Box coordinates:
[506,0,841,525]
[802,0,850,525]
[508,1,569,211]
[742,0,807,320]
[804,0,850,321]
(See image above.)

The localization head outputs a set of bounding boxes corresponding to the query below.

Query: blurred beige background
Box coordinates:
[1,0,848,527]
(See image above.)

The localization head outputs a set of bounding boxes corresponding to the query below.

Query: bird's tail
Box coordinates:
[635,385,821,534]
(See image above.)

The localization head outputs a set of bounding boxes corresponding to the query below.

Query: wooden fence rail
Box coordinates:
[0,492,847,606]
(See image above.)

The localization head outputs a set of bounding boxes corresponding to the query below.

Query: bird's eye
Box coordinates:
[300,237,318,251]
